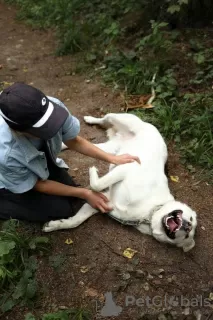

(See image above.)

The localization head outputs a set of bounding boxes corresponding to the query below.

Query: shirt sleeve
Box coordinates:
[48,96,80,142]
[61,115,80,141]
[0,159,38,194]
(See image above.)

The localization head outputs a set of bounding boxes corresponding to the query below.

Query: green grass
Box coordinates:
[25,308,92,320]
[0,220,92,317]
[133,95,213,175]
[0,220,50,313]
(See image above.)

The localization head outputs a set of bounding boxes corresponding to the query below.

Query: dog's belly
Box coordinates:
[114,126,167,167]
[108,169,173,222]
[106,121,171,222]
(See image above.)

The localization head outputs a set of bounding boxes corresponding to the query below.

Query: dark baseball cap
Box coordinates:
[0,82,69,140]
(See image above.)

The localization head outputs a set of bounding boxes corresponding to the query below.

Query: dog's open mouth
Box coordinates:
[162,210,183,239]
[165,212,182,232]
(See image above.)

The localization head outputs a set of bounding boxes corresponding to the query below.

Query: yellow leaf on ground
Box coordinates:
[123,247,138,259]
[170,176,179,183]
[65,238,73,245]
[80,266,89,273]
[2,81,13,87]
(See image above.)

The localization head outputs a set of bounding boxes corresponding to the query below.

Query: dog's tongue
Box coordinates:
[167,218,178,232]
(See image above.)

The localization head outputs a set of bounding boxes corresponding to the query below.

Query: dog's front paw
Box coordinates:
[43,220,63,232]
[84,116,96,124]
[182,239,195,252]
[89,166,98,174]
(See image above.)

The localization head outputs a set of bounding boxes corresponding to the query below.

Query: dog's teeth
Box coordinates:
[165,217,171,228]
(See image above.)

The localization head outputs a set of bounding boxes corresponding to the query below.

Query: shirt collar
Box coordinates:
[12,131,43,162]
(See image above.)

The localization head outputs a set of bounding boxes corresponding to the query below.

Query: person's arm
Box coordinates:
[51,99,140,165]
[33,179,86,197]
[33,180,112,213]
[64,136,140,165]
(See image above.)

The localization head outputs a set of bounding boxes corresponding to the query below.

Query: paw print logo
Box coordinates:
[100,292,123,317]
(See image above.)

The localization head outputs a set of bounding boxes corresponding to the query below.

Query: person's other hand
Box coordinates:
[111,154,141,165]
[85,190,112,213]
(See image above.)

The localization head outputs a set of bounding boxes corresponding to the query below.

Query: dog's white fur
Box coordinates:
[44,113,197,252]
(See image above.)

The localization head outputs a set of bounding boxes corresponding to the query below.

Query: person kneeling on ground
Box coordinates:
[0,82,139,222]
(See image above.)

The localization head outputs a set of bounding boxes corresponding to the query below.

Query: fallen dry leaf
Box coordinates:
[80,266,89,273]
[123,247,138,259]
[170,175,179,183]
[124,94,155,111]
[139,94,152,105]
[84,288,105,301]
[65,238,73,245]
[142,103,154,109]
[126,103,154,110]
[84,288,99,297]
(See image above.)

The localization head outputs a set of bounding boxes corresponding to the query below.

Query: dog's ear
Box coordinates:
[182,239,195,252]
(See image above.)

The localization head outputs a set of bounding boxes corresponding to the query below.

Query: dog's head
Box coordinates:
[151,201,197,252]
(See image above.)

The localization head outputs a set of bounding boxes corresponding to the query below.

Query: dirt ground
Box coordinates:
[0,2,213,320]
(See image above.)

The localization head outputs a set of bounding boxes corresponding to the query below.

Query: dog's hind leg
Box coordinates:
[89,165,126,192]
[43,203,98,232]
[84,113,143,135]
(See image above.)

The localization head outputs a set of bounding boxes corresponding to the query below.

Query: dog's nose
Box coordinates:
[182,220,192,232]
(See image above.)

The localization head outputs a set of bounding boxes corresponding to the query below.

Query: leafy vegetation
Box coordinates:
[0,220,50,313]
[0,220,92,317]
[4,0,213,179]
[25,308,92,320]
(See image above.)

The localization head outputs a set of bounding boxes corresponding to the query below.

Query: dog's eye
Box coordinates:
[185,234,189,239]
[190,217,193,222]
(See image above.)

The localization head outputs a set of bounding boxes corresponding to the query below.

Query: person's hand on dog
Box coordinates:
[111,154,141,165]
[85,190,112,213]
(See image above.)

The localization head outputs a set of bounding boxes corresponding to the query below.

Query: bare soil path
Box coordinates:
[0,2,213,319]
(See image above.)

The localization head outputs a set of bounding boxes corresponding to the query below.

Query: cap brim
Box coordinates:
[26,101,69,140]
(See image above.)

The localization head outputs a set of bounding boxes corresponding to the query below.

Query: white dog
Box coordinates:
[44,113,197,252]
